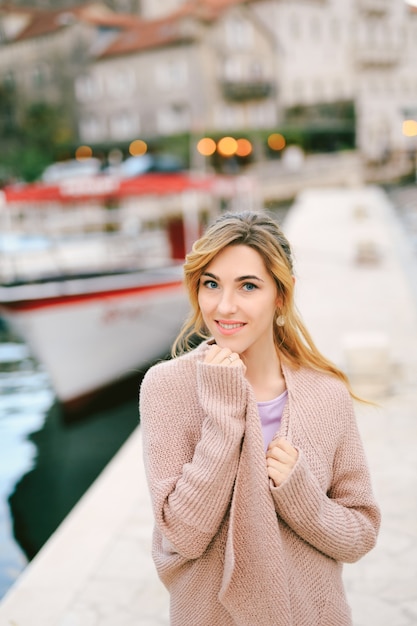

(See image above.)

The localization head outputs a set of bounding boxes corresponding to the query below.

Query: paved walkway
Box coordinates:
[0,184,416,625]
[286,187,417,626]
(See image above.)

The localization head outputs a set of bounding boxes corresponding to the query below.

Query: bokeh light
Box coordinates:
[75,145,93,160]
[267,133,286,151]
[217,136,238,157]
[129,139,148,156]
[236,138,252,157]
[402,119,417,137]
[197,137,217,156]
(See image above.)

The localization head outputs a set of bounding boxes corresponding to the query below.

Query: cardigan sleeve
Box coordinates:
[270,386,381,563]
[140,358,247,560]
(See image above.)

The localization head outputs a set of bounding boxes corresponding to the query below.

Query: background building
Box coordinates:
[0,0,416,179]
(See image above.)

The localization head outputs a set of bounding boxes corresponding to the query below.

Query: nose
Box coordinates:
[217,288,238,315]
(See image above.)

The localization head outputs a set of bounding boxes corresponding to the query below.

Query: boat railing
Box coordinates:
[0,228,172,285]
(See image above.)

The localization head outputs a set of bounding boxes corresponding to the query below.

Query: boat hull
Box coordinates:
[0,270,189,414]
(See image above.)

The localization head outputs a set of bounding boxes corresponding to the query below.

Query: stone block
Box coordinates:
[342,331,391,397]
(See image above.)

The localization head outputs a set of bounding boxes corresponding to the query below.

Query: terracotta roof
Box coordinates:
[166,0,251,22]
[75,3,144,28]
[0,3,42,41]
[6,2,143,43]
[98,18,193,58]
[1,0,253,53]
[98,0,251,59]
[0,4,40,16]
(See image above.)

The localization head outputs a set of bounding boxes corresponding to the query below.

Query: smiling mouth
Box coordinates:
[217,321,245,330]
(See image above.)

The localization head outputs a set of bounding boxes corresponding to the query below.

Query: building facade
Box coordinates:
[77,4,279,146]
[0,0,416,165]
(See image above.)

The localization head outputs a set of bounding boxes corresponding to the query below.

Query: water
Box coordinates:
[0,330,140,600]
[0,339,53,598]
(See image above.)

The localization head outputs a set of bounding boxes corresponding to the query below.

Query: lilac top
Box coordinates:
[257,390,288,451]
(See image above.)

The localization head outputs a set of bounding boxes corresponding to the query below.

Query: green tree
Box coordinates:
[0,101,74,183]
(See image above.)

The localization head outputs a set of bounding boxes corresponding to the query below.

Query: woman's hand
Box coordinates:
[266,437,298,487]
[204,344,244,370]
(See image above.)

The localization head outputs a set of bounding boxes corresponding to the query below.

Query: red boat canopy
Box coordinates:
[2,172,234,205]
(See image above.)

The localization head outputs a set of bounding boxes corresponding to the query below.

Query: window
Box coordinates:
[155,59,188,90]
[31,63,50,89]
[107,69,136,96]
[223,57,243,81]
[293,79,304,101]
[248,60,264,80]
[156,103,189,134]
[370,76,381,94]
[290,14,301,39]
[248,102,275,128]
[75,74,102,102]
[223,58,265,82]
[333,79,344,99]
[109,111,139,139]
[401,76,411,94]
[225,15,253,49]
[79,113,105,142]
[385,78,393,95]
[331,18,340,42]
[313,79,323,100]
[3,70,15,90]
[310,16,321,40]
[214,104,244,129]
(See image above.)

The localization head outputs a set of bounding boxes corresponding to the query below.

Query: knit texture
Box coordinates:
[140,341,380,626]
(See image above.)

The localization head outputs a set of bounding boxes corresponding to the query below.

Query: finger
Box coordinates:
[204,344,226,363]
[223,352,241,366]
[266,456,285,471]
[278,438,298,456]
[204,345,237,366]
[267,464,286,487]
[215,348,234,364]
[267,437,287,451]
[266,445,292,464]
[267,449,298,478]
[268,438,298,459]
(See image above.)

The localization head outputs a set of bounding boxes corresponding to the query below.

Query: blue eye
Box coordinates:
[242,282,257,291]
[203,280,218,289]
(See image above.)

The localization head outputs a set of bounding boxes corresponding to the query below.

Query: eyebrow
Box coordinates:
[201,271,264,283]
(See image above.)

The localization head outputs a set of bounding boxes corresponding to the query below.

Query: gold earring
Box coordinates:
[276,314,285,327]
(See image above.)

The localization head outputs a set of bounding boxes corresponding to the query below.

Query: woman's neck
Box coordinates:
[243,347,286,402]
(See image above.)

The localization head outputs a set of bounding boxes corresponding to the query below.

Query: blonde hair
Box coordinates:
[172,211,358,398]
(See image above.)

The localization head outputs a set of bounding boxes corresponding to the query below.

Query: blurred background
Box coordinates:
[0,0,416,602]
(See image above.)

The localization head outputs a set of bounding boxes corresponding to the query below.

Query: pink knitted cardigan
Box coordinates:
[140,341,380,626]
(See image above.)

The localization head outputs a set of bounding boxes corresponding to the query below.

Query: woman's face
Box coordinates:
[198,244,280,358]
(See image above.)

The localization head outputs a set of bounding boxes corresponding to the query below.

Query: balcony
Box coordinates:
[356,0,390,14]
[354,44,401,67]
[221,80,274,102]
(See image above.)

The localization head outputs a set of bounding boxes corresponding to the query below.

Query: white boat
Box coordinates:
[0,265,188,414]
[0,170,240,415]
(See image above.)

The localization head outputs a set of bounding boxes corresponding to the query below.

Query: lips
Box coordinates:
[215,320,246,334]
[217,321,245,330]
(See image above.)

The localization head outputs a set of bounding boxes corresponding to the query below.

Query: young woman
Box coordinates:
[140,211,380,625]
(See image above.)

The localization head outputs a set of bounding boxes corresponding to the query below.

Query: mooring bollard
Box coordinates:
[342,331,391,397]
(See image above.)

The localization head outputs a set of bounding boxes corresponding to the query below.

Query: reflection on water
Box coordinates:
[0,340,54,598]
[0,334,140,600]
